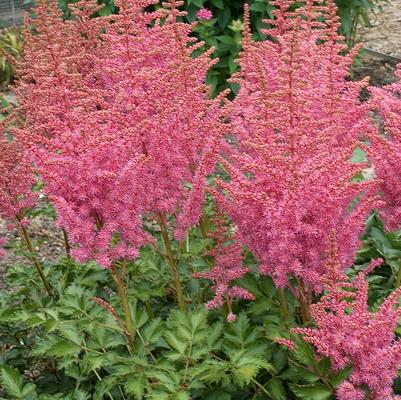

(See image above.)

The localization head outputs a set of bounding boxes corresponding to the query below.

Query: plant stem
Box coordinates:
[144,299,155,319]
[62,228,71,260]
[298,279,311,324]
[199,211,209,240]
[278,287,289,322]
[250,377,273,399]
[17,218,52,296]
[112,261,134,348]
[157,213,185,310]
[396,260,401,288]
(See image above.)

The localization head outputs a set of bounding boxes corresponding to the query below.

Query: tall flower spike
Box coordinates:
[294,234,401,400]
[0,135,36,222]
[219,0,377,291]
[367,64,401,231]
[13,0,227,267]
[193,208,254,321]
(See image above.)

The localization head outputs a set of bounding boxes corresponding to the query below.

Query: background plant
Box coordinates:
[0,28,22,87]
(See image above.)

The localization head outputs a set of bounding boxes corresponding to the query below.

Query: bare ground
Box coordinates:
[358,0,401,58]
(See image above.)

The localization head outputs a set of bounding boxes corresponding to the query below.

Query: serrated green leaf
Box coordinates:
[267,379,287,400]
[125,375,146,399]
[0,366,24,398]
[49,341,81,357]
[290,383,332,400]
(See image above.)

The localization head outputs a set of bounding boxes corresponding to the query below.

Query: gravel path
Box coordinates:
[358,0,401,58]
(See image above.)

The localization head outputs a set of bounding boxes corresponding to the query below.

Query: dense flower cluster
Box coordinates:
[197,8,213,20]
[294,235,401,400]
[193,209,254,320]
[217,0,377,291]
[0,135,37,257]
[0,135,36,221]
[367,65,401,231]
[0,237,7,257]
[14,0,226,266]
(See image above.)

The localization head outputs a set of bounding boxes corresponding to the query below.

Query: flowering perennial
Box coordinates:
[14,0,227,266]
[193,209,254,320]
[294,235,401,400]
[218,0,377,291]
[0,135,36,222]
[367,65,401,231]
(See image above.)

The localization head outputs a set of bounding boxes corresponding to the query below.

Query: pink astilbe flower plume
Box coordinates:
[218,0,378,291]
[367,65,401,231]
[294,233,401,400]
[0,135,37,222]
[0,237,7,257]
[197,8,213,21]
[13,0,227,267]
[193,209,254,321]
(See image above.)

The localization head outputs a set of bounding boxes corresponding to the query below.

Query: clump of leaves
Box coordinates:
[0,28,22,86]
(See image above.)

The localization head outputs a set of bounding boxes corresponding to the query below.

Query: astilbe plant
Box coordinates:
[193,208,254,321]
[13,0,227,272]
[217,0,377,299]
[0,135,36,224]
[0,135,52,294]
[294,234,401,400]
[0,135,35,257]
[367,65,401,232]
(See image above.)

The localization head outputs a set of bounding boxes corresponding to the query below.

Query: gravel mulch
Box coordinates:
[358,0,401,58]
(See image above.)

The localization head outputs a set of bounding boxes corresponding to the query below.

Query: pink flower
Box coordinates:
[14,0,226,267]
[0,237,7,257]
[0,136,37,221]
[227,312,236,322]
[194,208,254,315]
[367,65,401,231]
[274,338,296,351]
[197,8,213,20]
[217,0,377,292]
[294,234,401,400]
[336,382,365,400]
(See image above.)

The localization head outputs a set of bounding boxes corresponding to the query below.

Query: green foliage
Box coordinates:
[0,252,281,399]
[2,198,401,399]
[0,28,22,86]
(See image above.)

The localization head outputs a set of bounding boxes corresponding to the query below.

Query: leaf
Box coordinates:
[175,392,190,400]
[0,366,24,398]
[73,389,90,400]
[290,383,332,400]
[206,322,223,349]
[230,351,275,386]
[21,383,37,399]
[330,366,352,387]
[293,340,319,370]
[267,379,287,400]
[164,331,187,354]
[125,375,146,399]
[143,318,164,344]
[58,326,83,346]
[48,341,81,357]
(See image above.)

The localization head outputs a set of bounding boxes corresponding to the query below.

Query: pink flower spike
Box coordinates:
[13,0,227,267]
[227,312,236,322]
[294,236,401,400]
[274,338,295,351]
[197,8,213,20]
